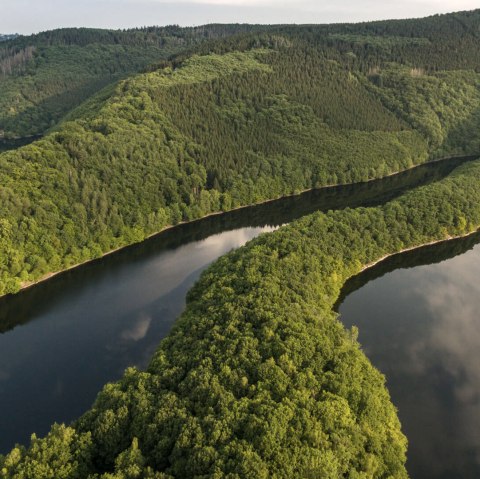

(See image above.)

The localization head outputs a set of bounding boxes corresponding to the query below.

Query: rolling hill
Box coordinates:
[1,9,480,478]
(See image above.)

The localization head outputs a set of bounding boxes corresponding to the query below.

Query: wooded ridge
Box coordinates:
[1,10,480,296]
[1,10,480,478]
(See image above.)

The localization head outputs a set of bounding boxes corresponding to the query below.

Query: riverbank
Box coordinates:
[359,228,480,274]
[14,153,477,298]
[4,155,480,478]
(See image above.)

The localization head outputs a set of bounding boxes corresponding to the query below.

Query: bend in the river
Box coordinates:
[0,154,478,466]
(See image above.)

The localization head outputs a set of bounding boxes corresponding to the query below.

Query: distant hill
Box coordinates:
[0,26,261,137]
[2,8,480,138]
[0,34,18,42]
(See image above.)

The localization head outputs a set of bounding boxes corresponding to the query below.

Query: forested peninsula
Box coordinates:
[2,155,480,479]
[1,9,480,479]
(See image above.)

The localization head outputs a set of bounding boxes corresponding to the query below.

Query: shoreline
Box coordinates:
[12,154,478,298]
[358,229,480,274]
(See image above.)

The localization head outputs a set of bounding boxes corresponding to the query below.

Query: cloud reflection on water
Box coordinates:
[340,243,480,478]
[410,252,480,473]
[121,313,152,341]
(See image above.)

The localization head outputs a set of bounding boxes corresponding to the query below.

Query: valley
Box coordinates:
[1,9,480,478]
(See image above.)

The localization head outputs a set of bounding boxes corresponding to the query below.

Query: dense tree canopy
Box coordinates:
[1,9,480,478]
[0,25,264,138]
[2,9,480,137]
[2,155,480,478]
[1,9,480,294]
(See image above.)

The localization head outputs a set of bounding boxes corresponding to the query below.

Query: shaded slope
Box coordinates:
[0,25,263,138]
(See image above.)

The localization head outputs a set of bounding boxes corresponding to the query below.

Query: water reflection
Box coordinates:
[0,227,274,451]
[121,313,152,341]
[338,232,480,479]
[0,155,475,454]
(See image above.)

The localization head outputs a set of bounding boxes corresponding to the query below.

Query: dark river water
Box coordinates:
[338,231,480,479]
[0,156,477,478]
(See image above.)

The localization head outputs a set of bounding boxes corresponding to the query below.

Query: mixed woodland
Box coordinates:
[1,11,480,295]
[3,153,480,479]
[1,9,480,478]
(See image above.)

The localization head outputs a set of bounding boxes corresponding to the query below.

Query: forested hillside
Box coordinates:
[0,35,17,42]
[1,10,480,296]
[0,25,263,138]
[2,9,480,478]
[2,151,480,478]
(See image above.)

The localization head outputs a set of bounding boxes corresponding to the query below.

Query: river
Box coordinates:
[338,231,480,479]
[0,156,476,478]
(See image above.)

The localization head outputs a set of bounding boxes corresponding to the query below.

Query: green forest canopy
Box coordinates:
[1,9,480,478]
[2,152,480,479]
[0,25,265,138]
[1,10,480,295]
